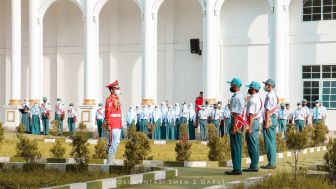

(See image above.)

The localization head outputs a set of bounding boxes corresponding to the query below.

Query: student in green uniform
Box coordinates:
[244,81,262,172]
[225,78,245,175]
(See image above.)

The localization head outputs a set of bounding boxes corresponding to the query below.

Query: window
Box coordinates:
[303,0,336,21]
[302,65,336,109]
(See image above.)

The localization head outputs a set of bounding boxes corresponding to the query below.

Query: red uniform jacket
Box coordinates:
[195,97,203,111]
[105,94,122,129]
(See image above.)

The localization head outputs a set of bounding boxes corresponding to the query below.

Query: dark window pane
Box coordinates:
[303,7,312,14]
[324,81,331,87]
[303,66,312,72]
[313,14,322,20]
[313,7,322,13]
[332,81,336,87]
[334,0,336,5]
[303,15,312,21]
[304,81,312,87]
[323,13,332,19]
[312,88,319,94]
[312,81,320,87]
[323,65,331,72]
[303,73,311,78]
[323,95,330,101]
[333,13,336,19]
[312,73,321,78]
[323,88,330,94]
[330,102,336,108]
[333,6,336,12]
[304,7,312,14]
[332,66,336,72]
[323,6,332,12]
[323,101,329,107]
[331,88,336,93]
[304,88,311,94]
[332,73,336,78]
[323,73,331,78]
[304,0,313,6]
[331,95,336,101]
[324,0,332,5]
[313,0,321,6]
[312,66,321,72]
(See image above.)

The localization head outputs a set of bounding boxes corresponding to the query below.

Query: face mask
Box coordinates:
[115,90,121,95]
[281,106,285,109]
[229,87,235,93]
[263,86,269,92]
[248,89,253,95]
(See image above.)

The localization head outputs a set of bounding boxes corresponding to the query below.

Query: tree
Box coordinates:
[15,134,42,163]
[70,132,90,170]
[50,139,66,158]
[92,139,107,159]
[207,124,230,161]
[175,124,192,161]
[286,128,309,179]
[124,131,151,173]
[0,122,4,149]
[324,138,336,182]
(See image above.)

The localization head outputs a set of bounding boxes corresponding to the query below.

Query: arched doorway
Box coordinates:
[42,0,84,109]
[157,0,203,104]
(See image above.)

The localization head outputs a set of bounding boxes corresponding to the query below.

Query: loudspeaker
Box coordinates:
[190,38,202,55]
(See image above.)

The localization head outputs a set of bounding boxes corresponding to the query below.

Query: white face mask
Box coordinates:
[115,90,121,95]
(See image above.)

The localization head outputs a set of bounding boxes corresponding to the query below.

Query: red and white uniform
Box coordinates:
[105,94,122,129]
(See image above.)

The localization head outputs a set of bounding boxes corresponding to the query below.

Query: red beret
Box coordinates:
[106,80,119,88]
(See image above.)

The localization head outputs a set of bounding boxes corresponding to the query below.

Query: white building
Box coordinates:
[0,0,335,131]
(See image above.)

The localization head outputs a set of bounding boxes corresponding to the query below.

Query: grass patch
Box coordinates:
[234,174,336,189]
[0,168,118,189]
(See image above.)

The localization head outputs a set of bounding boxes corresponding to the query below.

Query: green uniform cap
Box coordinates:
[226,77,242,87]
[246,81,261,90]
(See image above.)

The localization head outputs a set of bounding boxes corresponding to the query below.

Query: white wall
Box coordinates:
[289,0,336,130]
[220,0,271,103]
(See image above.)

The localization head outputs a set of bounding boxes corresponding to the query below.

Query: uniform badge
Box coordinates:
[114,100,120,108]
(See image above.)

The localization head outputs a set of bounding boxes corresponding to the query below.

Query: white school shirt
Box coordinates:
[230,92,245,115]
[212,108,221,120]
[293,108,306,121]
[264,90,277,115]
[246,94,262,119]
[277,108,288,120]
[96,107,105,120]
[67,108,77,118]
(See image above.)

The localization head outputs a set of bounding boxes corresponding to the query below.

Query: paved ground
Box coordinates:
[125,151,326,189]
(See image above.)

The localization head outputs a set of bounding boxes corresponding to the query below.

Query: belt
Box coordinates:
[110,114,121,118]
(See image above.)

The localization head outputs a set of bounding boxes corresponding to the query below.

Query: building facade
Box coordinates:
[0,0,335,130]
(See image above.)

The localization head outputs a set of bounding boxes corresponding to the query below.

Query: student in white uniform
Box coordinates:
[293,102,306,132]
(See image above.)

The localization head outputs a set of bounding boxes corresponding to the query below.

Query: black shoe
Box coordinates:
[225,170,242,175]
[260,165,276,169]
[243,168,259,172]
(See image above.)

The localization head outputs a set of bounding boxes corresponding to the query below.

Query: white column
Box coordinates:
[79,0,99,131]
[203,0,221,104]
[83,0,98,105]
[29,0,43,104]
[142,0,157,105]
[273,0,291,101]
[9,0,21,105]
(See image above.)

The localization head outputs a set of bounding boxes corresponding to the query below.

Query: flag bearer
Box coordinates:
[225,77,245,175]
[67,103,77,135]
[40,97,51,135]
[244,81,262,172]
[261,79,278,170]
[105,80,123,165]
[96,103,105,138]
